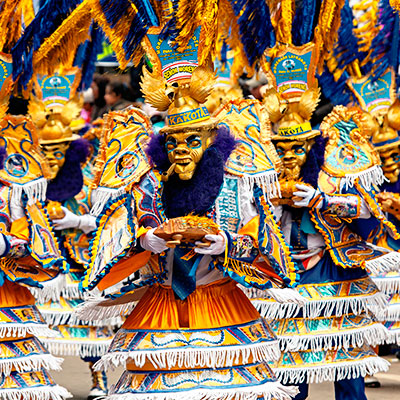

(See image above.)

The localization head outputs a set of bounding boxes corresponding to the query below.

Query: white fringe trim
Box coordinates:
[90,187,125,217]
[0,324,60,339]
[373,304,400,321]
[39,310,95,326]
[276,355,390,384]
[372,276,400,295]
[75,295,135,322]
[0,385,71,400]
[240,286,307,306]
[343,165,385,191]
[253,291,388,319]
[108,380,299,400]
[386,329,400,345]
[242,171,281,200]
[0,353,63,375]
[95,341,281,371]
[40,309,121,327]
[12,178,47,206]
[279,323,389,352]
[42,340,111,358]
[61,284,83,300]
[29,274,66,303]
[365,249,400,275]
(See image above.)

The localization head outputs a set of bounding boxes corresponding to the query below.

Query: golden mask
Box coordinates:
[40,142,70,179]
[274,140,314,180]
[165,130,214,180]
[379,145,400,183]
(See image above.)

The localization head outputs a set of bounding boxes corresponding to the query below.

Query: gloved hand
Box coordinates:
[52,207,80,230]
[0,233,8,257]
[293,184,323,208]
[194,233,226,255]
[53,207,97,233]
[140,227,168,253]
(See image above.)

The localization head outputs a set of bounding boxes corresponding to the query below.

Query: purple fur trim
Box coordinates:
[146,133,169,170]
[161,128,237,218]
[0,147,6,169]
[212,125,237,162]
[382,180,400,193]
[46,138,90,202]
[301,135,327,187]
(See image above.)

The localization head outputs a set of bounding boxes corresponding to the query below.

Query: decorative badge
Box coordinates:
[34,68,81,109]
[144,27,201,84]
[347,69,396,115]
[264,43,318,102]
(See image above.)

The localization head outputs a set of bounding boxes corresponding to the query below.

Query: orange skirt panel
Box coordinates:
[0,280,35,307]
[123,279,260,330]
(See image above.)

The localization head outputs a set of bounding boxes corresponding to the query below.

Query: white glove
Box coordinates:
[0,233,7,257]
[53,207,80,230]
[10,189,25,222]
[194,233,226,255]
[77,214,97,234]
[293,184,323,208]
[140,227,168,253]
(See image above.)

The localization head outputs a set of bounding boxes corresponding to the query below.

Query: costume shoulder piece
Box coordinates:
[215,98,280,199]
[319,105,384,191]
[90,107,153,216]
[314,105,400,273]
[0,115,50,204]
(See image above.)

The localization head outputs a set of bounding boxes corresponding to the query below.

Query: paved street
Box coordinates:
[53,355,400,399]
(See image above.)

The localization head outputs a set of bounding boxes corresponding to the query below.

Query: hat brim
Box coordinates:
[160,117,219,134]
[272,129,321,141]
[39,133,81,145]
[373,140,400,152]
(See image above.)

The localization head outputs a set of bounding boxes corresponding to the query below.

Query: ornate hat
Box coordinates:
[348,69,400,151]
[261,43,321,141]
[29,69,82,144]
[141,27,217,134]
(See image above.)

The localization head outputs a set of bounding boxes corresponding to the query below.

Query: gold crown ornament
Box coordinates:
[260,43,321,142]
[29,70,82,144]
[141,28,220,181]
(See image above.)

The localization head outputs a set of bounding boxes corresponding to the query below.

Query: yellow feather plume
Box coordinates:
[298,87,321,121]
[140,67,173,111]
[261,87,284,124]
[33,1,92,75]
[60,95,83,126]
[189,66,216,104]
[27,96,48,128]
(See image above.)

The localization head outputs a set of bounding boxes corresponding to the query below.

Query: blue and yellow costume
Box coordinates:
[79,30,301,399]
[0,87,70,400]
[257,48,397,398]
[27,72,114,398]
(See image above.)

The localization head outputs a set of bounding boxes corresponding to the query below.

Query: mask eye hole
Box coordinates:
[54,151,64,160]
[186,135,201,149]
[293,146,306,155]
[276,148,284,158]
[165,137,177,152]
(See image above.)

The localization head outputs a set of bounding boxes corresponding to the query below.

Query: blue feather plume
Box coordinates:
[318,69,353,105]
[12,0,82,88]
[369,0,398,80]
[228,0,275,65]
[334,0,362,70]
[74,23,104,91]
[292,0,317,46]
